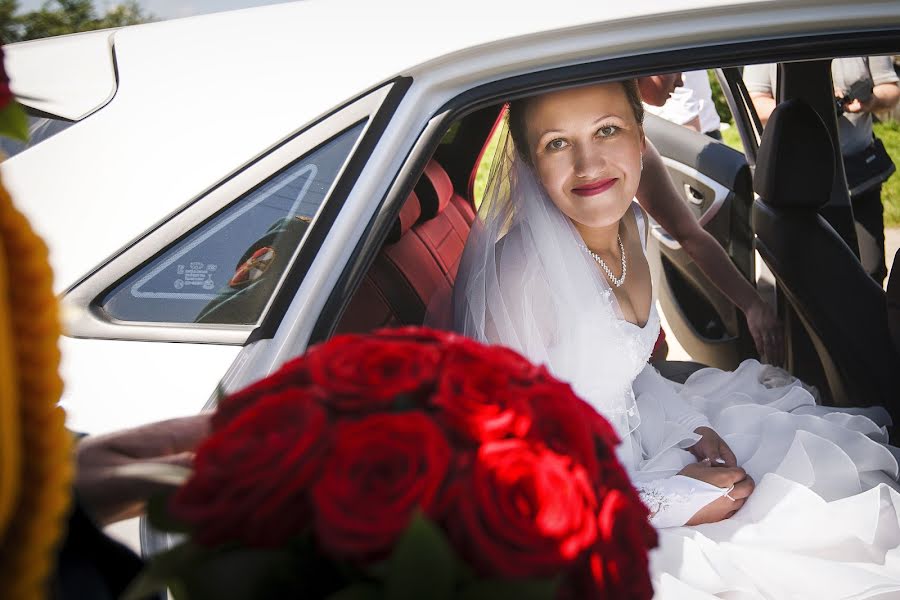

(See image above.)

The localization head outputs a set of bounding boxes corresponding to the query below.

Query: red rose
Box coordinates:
[592,489,657,599]
[558,490,656,600]
[525,380,606,482]
[572,395,620,450]
[312,411,451,560]
[432,343,534,442]
[170,390,328,547]
[452,439,598,578]
[211,355,312,431]
[306,335,441,411]
[0,47,11,110]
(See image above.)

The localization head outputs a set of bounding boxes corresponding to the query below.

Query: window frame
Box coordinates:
[62,81,400,344]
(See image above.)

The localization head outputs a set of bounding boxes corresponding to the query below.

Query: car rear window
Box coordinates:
[0,114,75,159]
[100,122,365,326]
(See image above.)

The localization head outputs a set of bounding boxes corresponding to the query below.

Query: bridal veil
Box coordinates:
[449,113,644,452]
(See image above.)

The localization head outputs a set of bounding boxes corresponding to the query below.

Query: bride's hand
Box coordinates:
[690,426,737,467]
[678,462,755,525]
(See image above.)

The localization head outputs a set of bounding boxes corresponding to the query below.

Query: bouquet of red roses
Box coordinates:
[129,327,656,600]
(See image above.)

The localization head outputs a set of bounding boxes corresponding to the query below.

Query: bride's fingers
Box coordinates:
[725,500,745,519]
[730,476,755,500]
[718,442,737,467]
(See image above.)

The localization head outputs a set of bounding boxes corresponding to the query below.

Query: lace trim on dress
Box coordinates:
[638,480,693,520]
[637,475,734,528]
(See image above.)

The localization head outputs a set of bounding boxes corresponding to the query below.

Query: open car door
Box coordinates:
[643,97,759,370]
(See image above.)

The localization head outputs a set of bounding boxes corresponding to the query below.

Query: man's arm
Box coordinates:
[749,93,777,126]
[848,82,900,114]
[743,63,777,126]
[637,140,783,364]
[683,115,702,132]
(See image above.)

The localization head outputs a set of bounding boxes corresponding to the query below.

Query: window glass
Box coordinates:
[102,121,365,325]
[472,117,504,210]
[0,114,75,159]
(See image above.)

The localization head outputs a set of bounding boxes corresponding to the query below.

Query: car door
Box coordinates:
[643,102,759,370]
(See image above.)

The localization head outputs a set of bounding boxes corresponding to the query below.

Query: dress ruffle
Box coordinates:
[647,359,900,599]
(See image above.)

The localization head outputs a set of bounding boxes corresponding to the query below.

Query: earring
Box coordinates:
[640,154,644,171]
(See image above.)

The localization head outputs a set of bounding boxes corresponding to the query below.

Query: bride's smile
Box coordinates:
[570,177,617,197]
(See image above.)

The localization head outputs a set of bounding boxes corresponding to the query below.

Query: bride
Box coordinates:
[450,80,900,598]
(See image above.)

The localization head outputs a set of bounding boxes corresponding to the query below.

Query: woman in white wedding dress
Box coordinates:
[451,80,900,598]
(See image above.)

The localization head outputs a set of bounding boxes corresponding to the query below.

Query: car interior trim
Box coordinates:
[662,157,730,228]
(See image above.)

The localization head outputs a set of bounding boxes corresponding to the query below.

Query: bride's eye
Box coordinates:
[597,125,620,138]
[546,138,569,151]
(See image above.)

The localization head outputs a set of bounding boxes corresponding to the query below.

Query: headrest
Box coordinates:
[387,190,422,243]
[753,99,834,210]
[414,160,454,221]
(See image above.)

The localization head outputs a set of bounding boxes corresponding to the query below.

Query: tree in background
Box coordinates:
[0,0,153,43]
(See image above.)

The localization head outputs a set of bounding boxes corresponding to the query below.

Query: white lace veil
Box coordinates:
[449,111,642,443]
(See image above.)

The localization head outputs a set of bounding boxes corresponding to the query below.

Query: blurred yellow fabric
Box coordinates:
[0,175,73,598]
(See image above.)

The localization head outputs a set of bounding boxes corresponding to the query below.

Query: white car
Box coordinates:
[4,0,899,480]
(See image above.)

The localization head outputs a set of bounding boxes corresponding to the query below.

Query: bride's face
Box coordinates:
[522,83,645,230]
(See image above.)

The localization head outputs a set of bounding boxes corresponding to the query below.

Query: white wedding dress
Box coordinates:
[607,207,900,599]
[450,135,900,597]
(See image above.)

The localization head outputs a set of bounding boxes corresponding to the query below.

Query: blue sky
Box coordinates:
[17,0,294,20]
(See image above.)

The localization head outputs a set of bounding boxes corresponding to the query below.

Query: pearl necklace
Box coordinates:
[579,235,627,287]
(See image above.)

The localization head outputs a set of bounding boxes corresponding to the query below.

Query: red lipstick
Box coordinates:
[571,178,617,197]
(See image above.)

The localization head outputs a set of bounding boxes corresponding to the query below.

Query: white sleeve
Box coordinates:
[637,475,733,528]
[743,63,776,96]
[634,364,710,433]
[869,55,900,86]
[644,86,699,126]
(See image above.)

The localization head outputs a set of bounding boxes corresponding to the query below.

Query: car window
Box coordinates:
[0,114,75,159]
[101,121,365,326]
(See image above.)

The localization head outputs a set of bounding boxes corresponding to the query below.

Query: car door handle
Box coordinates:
[684,184,705,205]
[651,225,682,250]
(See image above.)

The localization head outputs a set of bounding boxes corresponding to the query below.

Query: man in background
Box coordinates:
[744,58,900,284]
[644,70,723,140]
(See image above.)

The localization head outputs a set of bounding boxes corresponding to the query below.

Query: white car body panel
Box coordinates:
[59,337,240,434]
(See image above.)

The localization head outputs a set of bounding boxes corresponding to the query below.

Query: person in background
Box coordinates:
[744,58,900,284]
[643,70,723,140]
[633,73,782,365]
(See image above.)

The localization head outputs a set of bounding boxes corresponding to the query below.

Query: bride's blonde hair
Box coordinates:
[506,79,645,166]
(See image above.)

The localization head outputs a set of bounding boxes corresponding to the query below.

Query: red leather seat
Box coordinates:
[335,160,474,333]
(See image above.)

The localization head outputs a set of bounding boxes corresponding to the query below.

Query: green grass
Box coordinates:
[875,120,900,227]
[721,124,744,153]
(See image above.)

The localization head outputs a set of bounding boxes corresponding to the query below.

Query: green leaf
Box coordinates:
[385,514,456,600]
[458,578,558,600]
[146,490,193,534]
[326,583,383,600]
[0,101,28,142]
